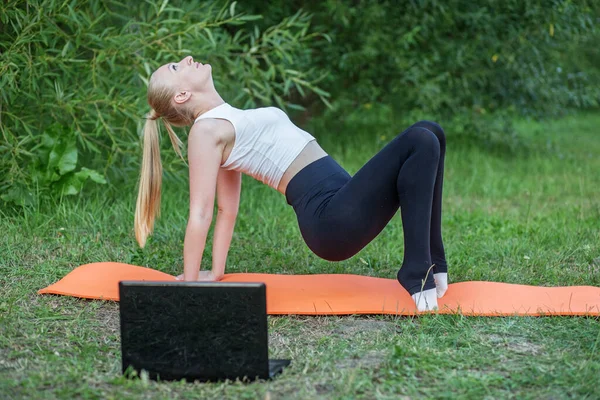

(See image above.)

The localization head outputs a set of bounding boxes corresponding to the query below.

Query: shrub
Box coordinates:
[0,0,329,205]
[2,0,598,206]
[244,0,599,117]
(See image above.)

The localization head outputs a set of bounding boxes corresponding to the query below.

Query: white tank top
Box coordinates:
[194,103,316,189]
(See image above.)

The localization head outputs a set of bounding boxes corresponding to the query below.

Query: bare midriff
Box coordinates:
[277,140,328,195]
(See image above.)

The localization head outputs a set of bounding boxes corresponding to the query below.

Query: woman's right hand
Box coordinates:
[197,270,218,281]
[175,270,219,281]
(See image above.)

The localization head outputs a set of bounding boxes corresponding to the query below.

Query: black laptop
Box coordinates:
[118,281,290,382]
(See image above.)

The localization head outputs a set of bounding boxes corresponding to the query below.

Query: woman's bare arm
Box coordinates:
[211,169,241,278]
[182,121,223,281]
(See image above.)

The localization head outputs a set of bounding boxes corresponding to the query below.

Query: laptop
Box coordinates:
[118,281,290,382]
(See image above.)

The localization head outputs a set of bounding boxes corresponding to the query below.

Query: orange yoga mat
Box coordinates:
[38,262,600,316]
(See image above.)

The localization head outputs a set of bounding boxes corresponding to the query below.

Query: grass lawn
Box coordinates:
[1,112,599,399]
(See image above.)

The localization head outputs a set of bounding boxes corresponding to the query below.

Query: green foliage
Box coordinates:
[0,0,329,205]
[1,123,109,206]
[246,0,600,117]
[1,0,599,206]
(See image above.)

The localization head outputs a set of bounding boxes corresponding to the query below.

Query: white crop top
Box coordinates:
[194,103,316,189]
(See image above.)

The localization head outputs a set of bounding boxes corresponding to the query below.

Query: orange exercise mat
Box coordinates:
[38,262,600,316]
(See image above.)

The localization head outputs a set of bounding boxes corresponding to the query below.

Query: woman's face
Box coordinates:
[152,55,213,94]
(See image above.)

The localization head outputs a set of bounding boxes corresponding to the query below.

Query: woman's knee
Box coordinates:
[411,121,446,152]
[403,127,440,160]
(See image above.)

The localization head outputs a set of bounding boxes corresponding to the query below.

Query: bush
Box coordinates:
[0,0,329,206]
[2,0,598,206]
[244,0,599,117]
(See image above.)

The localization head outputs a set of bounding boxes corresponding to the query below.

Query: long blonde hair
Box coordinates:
[134,76,195,247]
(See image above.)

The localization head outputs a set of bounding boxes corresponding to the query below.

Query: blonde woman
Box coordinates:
[135,56,449,311]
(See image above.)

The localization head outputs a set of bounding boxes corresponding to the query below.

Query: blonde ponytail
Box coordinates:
[134,112,162,248]
[163,119,185,162]
[135,72,195,247]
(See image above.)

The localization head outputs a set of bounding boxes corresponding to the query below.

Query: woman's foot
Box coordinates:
[397,263,438,311]
[411,288,438,312]
[434,272,448,298]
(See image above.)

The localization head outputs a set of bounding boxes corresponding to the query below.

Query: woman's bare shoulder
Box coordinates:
[189,118,234,145]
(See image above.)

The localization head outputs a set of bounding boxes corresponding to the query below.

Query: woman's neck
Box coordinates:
[191,91,226,120]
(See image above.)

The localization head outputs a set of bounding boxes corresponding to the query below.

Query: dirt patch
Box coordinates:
[505,340,543,355]
[269,331,290,349]
[314,383,335,395]
[92,302,120,334]
[335,349,388,370]
[589,258,600,274]
[487,334,543,355]
[0,348,25,372]
[333,319,395,338]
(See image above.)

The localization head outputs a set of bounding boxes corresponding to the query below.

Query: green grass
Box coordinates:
[1,112,599,399]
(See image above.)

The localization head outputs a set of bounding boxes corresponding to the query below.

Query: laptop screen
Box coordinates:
[119,281,269,382]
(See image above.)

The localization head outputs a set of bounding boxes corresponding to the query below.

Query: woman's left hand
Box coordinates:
[176,270,220,281]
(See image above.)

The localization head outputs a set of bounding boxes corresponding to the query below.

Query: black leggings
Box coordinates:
[285,121,447,295]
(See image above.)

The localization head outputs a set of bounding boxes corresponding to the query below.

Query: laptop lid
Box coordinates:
[119,281,270,382]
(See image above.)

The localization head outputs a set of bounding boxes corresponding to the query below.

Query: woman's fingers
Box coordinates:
[175,271,216,281]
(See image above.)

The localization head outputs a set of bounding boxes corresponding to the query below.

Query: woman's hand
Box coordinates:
[176,270,221,281]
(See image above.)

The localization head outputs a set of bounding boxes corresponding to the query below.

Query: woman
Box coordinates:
[134,56,448,311]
